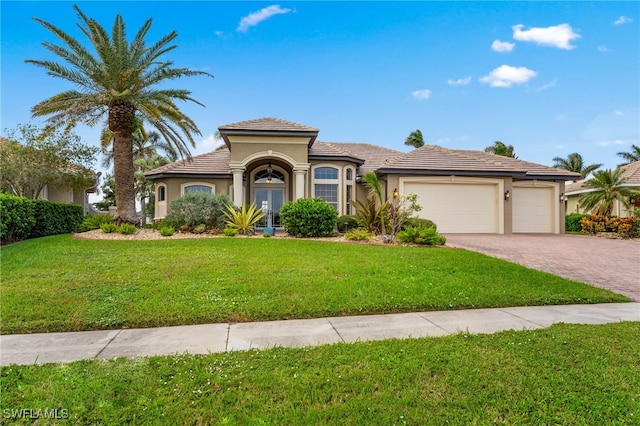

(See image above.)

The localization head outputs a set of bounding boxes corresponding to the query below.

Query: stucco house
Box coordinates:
[145,117,580,234]
[565,161,640,217]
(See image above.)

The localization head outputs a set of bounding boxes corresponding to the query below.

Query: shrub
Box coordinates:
[118,223,138,235]
[262,232,272,238]
[223,226,238,237]
[165,192,231,229]
[159,226,175,237]
[403,217,437,231]
[30,199,84,238]
[192,224,207,234]
[565,213,588,233]
[337,215,359,233]
[79,214,113,232]
[280,198,338,238]
[0,193,35,243]
[397,226,446,246]
[223,203,264,235]
[344,228,373,241]
[100,223,118,233]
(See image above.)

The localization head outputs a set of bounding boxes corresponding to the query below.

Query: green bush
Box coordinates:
[0,193,36,243]
[118,223,138,235]
[100,223,118,233]
[337,215,359,233]
[166,192,231,229]
[223,203,264,235]
[280,198,338,238]
[192,224,207,234]
[344,228,373,241]
[565,213,588,233]
[0,193,83,243]
[79,214,113,232]
[403,217,437,231]
[159,226,175,237]
[397,226,446,246]
[223,226,238,237]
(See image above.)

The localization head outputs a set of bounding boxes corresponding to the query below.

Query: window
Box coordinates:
[255,169,285,184]
[313,166,339,210]
[346,184,353,214]
[184,185,212,195]
[346,168,353,181]
[158,186,166,202]
[344,166,355,215]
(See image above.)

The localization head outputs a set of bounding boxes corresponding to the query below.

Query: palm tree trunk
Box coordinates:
[110,102,139,225]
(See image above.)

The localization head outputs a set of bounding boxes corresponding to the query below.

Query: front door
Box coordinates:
[255,188,284,227]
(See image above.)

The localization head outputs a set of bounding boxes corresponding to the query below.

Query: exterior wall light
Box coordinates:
[504,190,510,201]
[560,193,566,202]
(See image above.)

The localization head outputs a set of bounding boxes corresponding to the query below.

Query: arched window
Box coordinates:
[181,182,215,195]
[158,186,166,202]
[344,166,355,215]
[254,169,285,184]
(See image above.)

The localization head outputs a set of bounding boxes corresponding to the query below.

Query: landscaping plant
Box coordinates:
[165,192,231,229]
[223,202,264,235]
[397,226,446,246]
[280,198,337,237]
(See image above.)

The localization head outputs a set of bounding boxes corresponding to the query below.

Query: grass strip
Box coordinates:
[1,322,639,424]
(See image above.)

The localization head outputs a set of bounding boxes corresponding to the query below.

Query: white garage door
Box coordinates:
[512,186,554,233]
[403,182,499,233]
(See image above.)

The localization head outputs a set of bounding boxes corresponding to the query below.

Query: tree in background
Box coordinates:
[94,174,116,211]
[616,144,640,168]
[484,141,517,158]
[0,124,97,199]
[27,5,212,224]
[579,169,639,216]
[404,129,424,148]
[552,153,602,180]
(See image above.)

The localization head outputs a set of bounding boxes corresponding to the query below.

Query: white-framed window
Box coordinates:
[344,166,355,215]
[157,185,166,202]
[312,166,340,211]
[181,182,215,196]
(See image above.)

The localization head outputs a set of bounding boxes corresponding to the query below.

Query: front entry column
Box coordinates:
[231,167,244,207]
[293,167,307,200]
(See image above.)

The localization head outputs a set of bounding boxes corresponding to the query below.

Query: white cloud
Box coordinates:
[411,89,432,100]
[614,16,633,26]
[512,23,580,50]
[597,45,609,52]
[491,40,515,52]
[479,65,537,88]
[597,139,627,147]
[614,110,623,116]
[535,79,557,92]
[194,134,224,155]
[447,76,472,86]
[237,5,292,33]
[434,137,450,145]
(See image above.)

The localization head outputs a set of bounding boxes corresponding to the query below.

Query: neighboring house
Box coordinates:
[145,117,580,234]
[565,161,640,217]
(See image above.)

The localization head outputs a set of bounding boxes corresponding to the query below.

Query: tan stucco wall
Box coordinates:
[566,191,634,218]
[228,136,310,164]
[154,177,233,220]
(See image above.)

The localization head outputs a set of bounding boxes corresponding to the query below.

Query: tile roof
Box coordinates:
[327,142,404,174]
[218,117,319,133]
[379,145,580,179]
[566,161,640,193]
[145,148,231,178]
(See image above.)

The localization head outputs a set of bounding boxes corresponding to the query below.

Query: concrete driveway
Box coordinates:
[444,234,640,302]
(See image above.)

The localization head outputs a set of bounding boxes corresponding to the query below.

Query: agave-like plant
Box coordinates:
[223,203,265,235]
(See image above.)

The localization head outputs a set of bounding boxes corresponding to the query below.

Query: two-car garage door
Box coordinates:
[403,179,501,233]
[401,178,558,234]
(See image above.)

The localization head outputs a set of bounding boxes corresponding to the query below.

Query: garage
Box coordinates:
[403,178,502,233]
[512,183,558,233]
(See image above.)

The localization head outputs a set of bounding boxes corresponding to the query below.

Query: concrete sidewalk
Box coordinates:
[2,303,638,366]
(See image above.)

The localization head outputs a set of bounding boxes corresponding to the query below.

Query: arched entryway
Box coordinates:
[249,162,290,227]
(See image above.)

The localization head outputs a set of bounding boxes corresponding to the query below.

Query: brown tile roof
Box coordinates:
[379,145,580,179]
[327,142,404,174]
[566,161,640,193]
[145,148,231,178]
[219,117,319,132]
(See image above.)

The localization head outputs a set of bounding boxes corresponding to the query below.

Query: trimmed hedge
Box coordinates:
[0,193,83,244]
[565,213,588,232]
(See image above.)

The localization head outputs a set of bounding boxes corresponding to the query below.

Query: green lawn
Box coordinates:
[1,322,638,424]
[1,234,628,334]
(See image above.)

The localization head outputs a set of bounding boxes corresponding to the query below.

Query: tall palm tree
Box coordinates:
[484,141,517,158]
[101,125,178,169]
[552,153,602,180]
[26,5,212,224]
[404,129,424,148]
[616,144,640,167]
[579,169,639,216]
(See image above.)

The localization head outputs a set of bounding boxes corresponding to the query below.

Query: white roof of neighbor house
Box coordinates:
[565,161,640,194]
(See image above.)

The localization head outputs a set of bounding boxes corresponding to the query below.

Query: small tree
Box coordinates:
[93,174,116,212]
[484,141,517,158]
[579,169,639,216]
[552,153,602,180]
[388,191,422,239]
[404,129,424,148]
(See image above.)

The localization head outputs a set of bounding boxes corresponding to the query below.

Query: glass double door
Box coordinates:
[254,187,284,227]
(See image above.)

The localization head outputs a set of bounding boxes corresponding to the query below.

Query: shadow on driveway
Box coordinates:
[445,234,640,302]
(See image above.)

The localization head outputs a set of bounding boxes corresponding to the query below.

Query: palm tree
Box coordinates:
[616,144,640,167]
[484,141,517,158]
[404,129,424,148]
[579,169,639,215]
[26,5,212,224]
[552,153,602,180]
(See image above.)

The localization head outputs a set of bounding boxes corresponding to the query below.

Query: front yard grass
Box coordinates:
[1,234,629,334]
[1,322,638,424]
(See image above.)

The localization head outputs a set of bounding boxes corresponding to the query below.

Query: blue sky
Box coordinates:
[2,1,638,177]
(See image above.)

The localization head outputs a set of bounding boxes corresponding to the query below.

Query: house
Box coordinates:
[565,161,640,217]
[145,117,580,233]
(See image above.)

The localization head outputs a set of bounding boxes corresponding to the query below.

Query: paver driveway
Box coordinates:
[445,234,640,302]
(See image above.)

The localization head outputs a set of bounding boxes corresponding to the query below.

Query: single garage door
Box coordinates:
[512,186,554,233]
[404,182,500,233]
